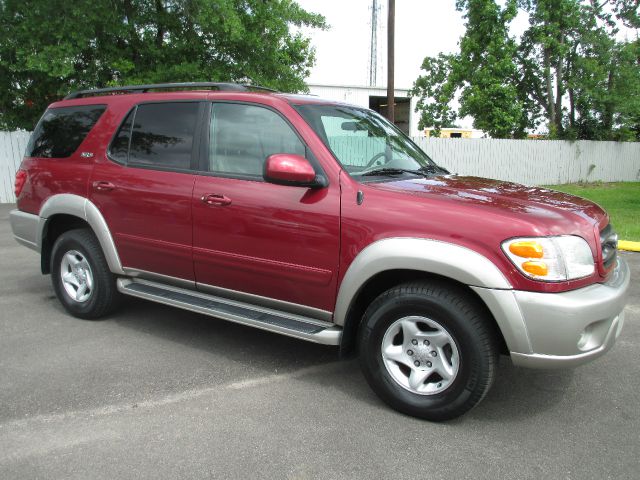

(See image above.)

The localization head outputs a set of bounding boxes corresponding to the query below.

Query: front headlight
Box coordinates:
[501,236,595,281]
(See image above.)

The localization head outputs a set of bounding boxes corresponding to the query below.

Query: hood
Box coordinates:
[366,175,608,234]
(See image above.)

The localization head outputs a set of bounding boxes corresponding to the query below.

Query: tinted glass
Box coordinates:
[294,104,438,177]
[209,103,305,176]
[109,109,134,164]
[26,105,106,158]
[129,102,199,169]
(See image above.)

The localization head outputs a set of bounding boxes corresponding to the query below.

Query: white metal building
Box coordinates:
[306,83,421,137]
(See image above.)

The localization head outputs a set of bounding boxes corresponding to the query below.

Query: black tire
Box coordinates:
[51,228,120,320]
[358,281,498,421]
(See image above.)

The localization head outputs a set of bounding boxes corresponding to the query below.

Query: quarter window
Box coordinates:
[209,103,305,177]
[26,105,106,158]
[109,109,134,164]
[128,102,199,170]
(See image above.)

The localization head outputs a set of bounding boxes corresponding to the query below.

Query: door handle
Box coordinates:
[201,194,232,206]
[92,181,115,192]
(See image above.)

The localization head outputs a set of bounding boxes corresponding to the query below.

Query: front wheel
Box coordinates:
[358,281,498,421]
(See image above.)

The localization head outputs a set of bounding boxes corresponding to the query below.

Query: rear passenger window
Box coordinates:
[26,105,106,158]
[128,103,199,170]
[209,103,305,177]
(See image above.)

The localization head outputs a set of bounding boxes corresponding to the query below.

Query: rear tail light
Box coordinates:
[14,169,27,198]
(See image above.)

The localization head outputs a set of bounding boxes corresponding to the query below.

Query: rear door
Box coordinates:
[90,101,204,282]
[191,102,341,312]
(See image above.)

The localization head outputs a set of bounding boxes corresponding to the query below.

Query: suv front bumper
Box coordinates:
[473,257,630,369]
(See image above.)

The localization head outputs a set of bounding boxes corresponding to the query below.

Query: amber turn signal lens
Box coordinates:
[522,261,548,276]
[509,241,544,259]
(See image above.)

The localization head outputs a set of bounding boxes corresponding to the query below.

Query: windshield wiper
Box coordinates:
[419,164,450,175]
[359,165,449,177]
[358,168,425,177]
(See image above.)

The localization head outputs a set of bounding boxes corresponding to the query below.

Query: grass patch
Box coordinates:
[545,182,640,241]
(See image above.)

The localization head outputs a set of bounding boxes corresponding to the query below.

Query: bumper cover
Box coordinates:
[474,257,630,369]
[9,209,40,252]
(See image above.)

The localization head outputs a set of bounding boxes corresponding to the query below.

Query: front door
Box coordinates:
[90,101,202,281]
[192,102,340,312]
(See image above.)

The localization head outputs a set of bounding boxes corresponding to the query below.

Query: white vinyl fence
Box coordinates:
[0,131,31,203]
[0,131,639,203]
[413,138,640,186]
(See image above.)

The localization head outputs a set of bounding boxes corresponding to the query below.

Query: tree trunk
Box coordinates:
[155,0,165,49]
[543,47,555,132]
[569,87,575,129]
[602,66,615,132]
[554,36,564,134]
[123,0,140,65]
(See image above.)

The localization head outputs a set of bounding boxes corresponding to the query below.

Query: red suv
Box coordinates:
[10,82,630,420]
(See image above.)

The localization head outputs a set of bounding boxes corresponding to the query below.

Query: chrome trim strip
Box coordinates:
[117,278,341,345]
[197,282,333,322]
[120,269,333,321]
[38,194,124,275]
[9,210,40,252]
[122,268,196,289]
[137,278,334,328]
[193,246,333,286]
[333,237,512,326]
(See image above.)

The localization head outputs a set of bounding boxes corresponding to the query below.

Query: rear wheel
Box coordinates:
[358,281,498,421]
[51,229,120,319]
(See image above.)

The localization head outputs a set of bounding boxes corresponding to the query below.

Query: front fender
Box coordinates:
[333,237,512,327]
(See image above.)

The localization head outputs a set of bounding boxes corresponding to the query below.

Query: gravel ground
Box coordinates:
[1,203,638,479]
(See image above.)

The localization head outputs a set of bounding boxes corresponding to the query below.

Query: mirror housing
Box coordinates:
[264,154,326,188]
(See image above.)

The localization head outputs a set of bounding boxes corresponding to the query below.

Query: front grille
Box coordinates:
[600,224,618,269]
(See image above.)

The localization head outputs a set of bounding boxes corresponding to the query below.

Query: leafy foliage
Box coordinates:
[412,0,640,140]
[0,0,326,130]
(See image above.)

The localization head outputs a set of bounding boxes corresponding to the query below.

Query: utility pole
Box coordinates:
[369,0,378,86]
[386,0,395,123]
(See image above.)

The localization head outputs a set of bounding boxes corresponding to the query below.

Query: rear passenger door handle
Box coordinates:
[201,194,232,207]
[92,181,115,192]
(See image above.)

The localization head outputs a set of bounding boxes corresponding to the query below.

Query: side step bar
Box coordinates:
[117,278,342,345]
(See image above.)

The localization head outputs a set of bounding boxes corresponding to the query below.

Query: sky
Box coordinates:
[295,0,634,130]
[294,0,517,129]
[296,0,464,88]
[296,0,635,88]
[295,0,531,89]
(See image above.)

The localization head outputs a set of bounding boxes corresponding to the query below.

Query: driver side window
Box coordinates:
[208,103,306,177]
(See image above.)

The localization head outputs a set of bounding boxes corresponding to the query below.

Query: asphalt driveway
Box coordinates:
[1,203,638,479]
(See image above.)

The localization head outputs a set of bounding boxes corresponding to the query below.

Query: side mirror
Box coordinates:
[264,154,326,188]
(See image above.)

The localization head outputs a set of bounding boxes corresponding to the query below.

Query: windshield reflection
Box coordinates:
[294,104,441,179]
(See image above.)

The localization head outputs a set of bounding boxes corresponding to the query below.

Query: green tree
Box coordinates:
[519,0,640,140]
[0,0,325,130]
[412,0,640,140]
[412,0,528,138]
[411,54,459,135]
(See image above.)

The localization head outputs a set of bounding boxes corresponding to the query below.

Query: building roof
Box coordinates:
[307,83,412,93]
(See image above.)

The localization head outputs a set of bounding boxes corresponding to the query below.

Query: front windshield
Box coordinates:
[293,103,444,179]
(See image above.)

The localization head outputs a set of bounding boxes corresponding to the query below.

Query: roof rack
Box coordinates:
[64,82,277,100]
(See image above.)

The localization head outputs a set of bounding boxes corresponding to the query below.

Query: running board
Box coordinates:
[117,278,342,345]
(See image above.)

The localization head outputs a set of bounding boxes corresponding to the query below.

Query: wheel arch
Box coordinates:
[38,194,124,275]
[334,238,513,356]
